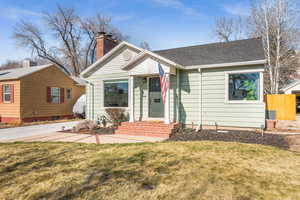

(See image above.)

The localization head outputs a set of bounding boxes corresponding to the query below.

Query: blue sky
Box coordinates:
[0,0,251,64]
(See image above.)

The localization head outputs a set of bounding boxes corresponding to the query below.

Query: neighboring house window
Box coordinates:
[66,88,72,100]
[226,71,263,103]
[3,85,11,102]
[104,79,128,107]
[51,87,60,104]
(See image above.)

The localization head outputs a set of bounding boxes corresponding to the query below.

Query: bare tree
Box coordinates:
[140,41,151,50]
[213,16,246,42]
[13,5,128,76]
[80,14,129,69]
[212,0,300,93]
[249,0,300,93]
[0,60,22,71]
[13,20,68,73]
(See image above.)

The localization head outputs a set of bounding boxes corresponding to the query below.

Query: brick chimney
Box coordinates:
[96,32,118,60]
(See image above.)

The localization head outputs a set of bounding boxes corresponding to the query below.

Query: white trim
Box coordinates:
[121,51,185,70]
[164,74,171,124]
[187,60,266,69]
[129,76,135,122]
[281,80,300,92]
[224,69,264,104]
[102,78,129,109]
[80,41,143,78]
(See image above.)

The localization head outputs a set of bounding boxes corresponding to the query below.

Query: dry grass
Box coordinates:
[0,141,299,200]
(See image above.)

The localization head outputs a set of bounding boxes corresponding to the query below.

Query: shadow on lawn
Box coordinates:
[32,151,172,199]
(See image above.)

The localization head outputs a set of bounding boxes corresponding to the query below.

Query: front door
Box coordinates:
[149,77,164,118]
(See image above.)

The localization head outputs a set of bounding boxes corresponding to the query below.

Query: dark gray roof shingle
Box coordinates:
[154,38,265,66]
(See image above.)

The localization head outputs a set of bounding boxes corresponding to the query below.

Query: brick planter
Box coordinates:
[115,121,181,138]
[266,120,276,130]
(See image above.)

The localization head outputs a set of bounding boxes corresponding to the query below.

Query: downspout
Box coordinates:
[85,80,94,121]
[176,69,180,123]
[197,68,203,130]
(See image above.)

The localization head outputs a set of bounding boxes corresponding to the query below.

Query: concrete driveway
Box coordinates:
[0,121,81,141]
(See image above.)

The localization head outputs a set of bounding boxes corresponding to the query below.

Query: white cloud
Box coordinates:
[150,0,201,16]
[0,7,43,20]
[223,3,250,16]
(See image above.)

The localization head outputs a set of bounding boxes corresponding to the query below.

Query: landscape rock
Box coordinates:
[74,120,97,132]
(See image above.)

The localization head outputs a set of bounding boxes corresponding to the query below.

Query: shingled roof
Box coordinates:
[0,64,84,85]
[0,64,53,81]
[154,38,265,66]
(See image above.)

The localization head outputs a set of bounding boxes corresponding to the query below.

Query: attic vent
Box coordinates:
[123,50,132,61]
[0,72,10,76]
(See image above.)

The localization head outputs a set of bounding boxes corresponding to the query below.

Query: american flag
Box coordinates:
[158,63,169,104]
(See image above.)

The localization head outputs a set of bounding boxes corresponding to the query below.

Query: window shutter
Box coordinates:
[10,84,14,103]
[0,85,2,103]
[60,88,64,103]
[47,87,51,103]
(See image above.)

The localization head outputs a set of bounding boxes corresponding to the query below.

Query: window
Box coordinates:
[149,77,161,92]
[51,87,60,104]
[66,88,72,100]
[3,85,11,102]
[104,79,128,107]
[226,71,262,103]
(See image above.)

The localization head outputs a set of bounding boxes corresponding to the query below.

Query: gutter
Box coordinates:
[186,59,267,70]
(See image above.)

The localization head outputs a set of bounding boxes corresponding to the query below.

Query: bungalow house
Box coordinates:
[81,33,266,137]
[0,64,85,123]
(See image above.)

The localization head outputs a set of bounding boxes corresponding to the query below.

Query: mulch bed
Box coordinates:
[60,127,115,135]
[168,129,292,149]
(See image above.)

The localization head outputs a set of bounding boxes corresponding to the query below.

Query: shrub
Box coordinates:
[105,108,127,127]
[73,120,98,132]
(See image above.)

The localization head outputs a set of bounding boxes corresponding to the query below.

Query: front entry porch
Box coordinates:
[123,53,181,137]
[129,74,173,124]
[123,73,181,138]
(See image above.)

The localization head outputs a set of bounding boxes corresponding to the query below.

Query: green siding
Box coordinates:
[179,69,200,125]
[170,74,178,122]
[178,66,265,128]
[201,66,265,128]
[134,77,148,120]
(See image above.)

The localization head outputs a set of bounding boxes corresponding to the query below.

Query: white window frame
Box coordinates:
[102,78,129,108]
[51,87,60,104]
[66,88,72,100]
[3,84,11,103]
[224,69,264,104]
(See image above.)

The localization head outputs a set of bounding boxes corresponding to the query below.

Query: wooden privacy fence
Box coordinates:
[265,94,296,120]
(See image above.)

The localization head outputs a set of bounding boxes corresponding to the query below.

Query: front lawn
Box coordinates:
[0,142,299,200]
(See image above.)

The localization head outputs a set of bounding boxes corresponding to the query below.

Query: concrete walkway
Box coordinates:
[1,132,165,144]
[0,121,81,141]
